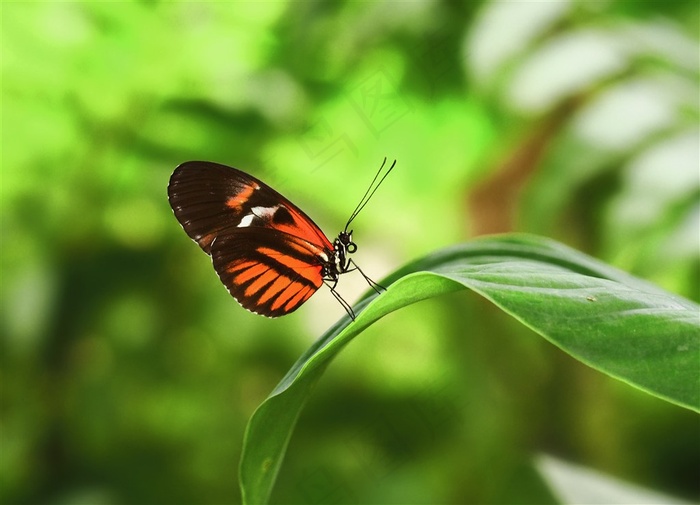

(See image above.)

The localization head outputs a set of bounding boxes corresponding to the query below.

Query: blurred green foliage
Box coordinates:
[1,1,698,504]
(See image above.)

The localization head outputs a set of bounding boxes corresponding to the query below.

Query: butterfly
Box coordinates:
[167,159,395,319]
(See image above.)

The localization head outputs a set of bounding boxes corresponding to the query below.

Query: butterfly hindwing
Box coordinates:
[168,161,334,317]
[211,229,324,317]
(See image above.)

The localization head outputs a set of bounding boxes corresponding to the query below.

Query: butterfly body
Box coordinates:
[168,161,390,318]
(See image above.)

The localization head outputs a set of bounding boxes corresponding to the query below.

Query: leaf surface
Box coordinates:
[240,234,700,504]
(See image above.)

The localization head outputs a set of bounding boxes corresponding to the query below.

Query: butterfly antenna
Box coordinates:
[344,158,396,232]
[346,158,387,225]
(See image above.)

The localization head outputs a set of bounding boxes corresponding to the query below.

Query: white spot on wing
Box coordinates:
[252,206,278,218]
[236,206,280,228]
[238,214,255,228]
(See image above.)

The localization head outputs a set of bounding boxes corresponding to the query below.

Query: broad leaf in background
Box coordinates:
[240,234,700,504]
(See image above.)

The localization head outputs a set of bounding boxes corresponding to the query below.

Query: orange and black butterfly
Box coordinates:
[167,159,395,319]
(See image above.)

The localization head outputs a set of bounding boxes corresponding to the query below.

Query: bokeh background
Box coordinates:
[2,1,698,504]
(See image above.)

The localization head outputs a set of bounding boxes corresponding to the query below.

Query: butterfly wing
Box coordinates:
[168,161,335,316]
[210,229,326,317]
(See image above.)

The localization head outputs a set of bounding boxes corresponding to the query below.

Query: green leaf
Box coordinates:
[240,234,700,504]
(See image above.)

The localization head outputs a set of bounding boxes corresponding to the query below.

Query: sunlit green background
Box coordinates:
[2,1,698,504]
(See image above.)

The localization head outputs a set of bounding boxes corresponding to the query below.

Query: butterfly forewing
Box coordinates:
[168,161,334,317]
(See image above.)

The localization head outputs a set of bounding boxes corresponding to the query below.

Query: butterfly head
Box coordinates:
[338,230,357,253]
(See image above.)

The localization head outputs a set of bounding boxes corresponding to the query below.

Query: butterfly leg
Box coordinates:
[324,279,356,320]
[346,259,386,294]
